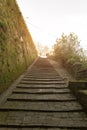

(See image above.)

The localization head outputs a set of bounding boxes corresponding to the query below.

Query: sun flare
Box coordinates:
[16,0,87,52]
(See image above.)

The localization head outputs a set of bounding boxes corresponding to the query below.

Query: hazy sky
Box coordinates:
[16,0,87,50]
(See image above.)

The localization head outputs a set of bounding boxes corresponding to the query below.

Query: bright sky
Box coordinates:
[16,0,87,50]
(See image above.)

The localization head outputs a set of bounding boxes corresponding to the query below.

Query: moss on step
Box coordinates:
[79,90,87,95]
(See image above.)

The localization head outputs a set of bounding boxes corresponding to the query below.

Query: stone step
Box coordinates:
[12,88,71,94]
[7,93,76,101]
[0,57,87,129]
[0,128,81,130]
[26,74,59,76]
[22,78,64,81]
[0,128,68,130]
[25,76,60,78]
[16,84,67,89]
[19,81,66,85]
[28,71,58,73]
[29,72,58,75]
[13,91,70,94]
[0,111,87,128]
[0,128,86,130]
[0,101,82,112]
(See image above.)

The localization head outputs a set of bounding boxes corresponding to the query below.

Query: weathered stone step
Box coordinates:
[25,73,60,75]
[0,101,82,112]
[0,128,64,130]
[0,57,87,129]
[12,88,71,94]
[0,111,87,128]
[22,78,64,81]
[16,84,67,89]
[25,74,60,76]
[28,71,58,73]
[0,111,86,118]
[0,128,86,130]
[25,75,60,78]
[20,81,66,85]
[7,98,76,102]
[7,93,76,101]
[26,72,59,74]
[14,91,72,94]
[0,126,67,130]
[24,76,62,79]
[24,76,61,79]
[0,128,82,130]
[13,91,70,94]
[26,71,59,73]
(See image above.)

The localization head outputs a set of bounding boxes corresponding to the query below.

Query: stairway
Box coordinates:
[0,57,87,130]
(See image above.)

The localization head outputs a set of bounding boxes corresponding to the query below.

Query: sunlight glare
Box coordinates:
[16,0,87,52]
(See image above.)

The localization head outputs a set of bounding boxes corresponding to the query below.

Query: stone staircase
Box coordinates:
[0,57,87,130]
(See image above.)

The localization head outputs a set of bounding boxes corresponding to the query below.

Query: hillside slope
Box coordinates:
[0,0,37,93]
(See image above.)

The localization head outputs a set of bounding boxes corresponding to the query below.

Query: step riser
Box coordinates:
[0,57,87,129]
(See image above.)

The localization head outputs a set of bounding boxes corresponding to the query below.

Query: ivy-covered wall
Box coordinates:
[0,0,37,93]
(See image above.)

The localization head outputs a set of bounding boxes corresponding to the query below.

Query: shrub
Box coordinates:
[51,33,87,77]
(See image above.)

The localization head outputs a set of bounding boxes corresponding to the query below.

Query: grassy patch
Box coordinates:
[79,90,87,95]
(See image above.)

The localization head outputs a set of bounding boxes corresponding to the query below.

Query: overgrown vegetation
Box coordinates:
[48,33,87,79]
[0,0,37,94]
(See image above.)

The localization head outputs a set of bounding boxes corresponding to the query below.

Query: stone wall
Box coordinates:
[69,81,87,113]
[0,0,37,93]
[76,69,87,80]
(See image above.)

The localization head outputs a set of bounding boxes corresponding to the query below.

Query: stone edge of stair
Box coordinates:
[0,57,39,105]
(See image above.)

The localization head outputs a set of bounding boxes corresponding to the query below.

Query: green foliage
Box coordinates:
[0,20,7,43]
[52,33,87,77]
[0,20,7,32]
[0,0,37,94]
